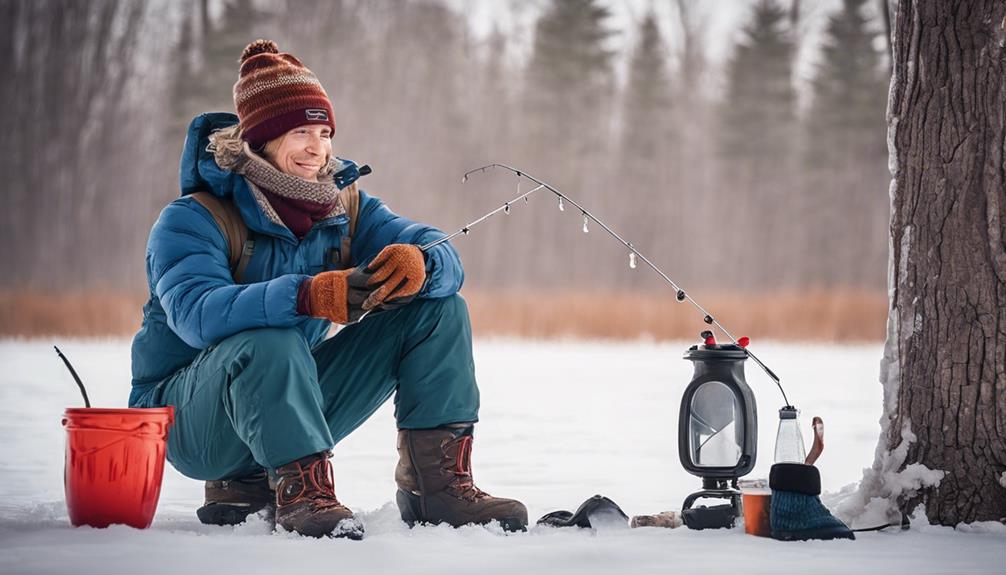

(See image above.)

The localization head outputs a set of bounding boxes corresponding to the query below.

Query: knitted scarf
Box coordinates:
[208,125,345,238]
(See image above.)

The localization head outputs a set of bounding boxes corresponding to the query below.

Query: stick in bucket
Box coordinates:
[54,345,91,408]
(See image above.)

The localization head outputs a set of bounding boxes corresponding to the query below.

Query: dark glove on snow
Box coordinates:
[537,495,629,529]
[769,463,854,541]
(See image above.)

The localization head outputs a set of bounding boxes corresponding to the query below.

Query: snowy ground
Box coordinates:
[1,337,1002,574]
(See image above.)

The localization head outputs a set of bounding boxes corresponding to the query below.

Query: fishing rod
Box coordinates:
[420,163,790,407]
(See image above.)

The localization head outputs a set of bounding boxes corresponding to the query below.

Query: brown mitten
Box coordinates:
[363,244,426,311]
[306,267,374,324]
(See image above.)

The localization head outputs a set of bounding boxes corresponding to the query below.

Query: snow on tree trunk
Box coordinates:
[837,0,1006,527]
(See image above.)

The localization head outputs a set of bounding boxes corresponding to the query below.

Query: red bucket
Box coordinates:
[62,407,174,528]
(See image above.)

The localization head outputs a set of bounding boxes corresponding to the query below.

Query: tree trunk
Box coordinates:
[884,0,1006,524]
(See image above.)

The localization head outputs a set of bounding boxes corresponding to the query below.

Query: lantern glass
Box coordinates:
[688,380,743,467]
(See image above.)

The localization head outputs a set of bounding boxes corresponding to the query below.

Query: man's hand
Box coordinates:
[306,267,376,324]
[363,244,426,311]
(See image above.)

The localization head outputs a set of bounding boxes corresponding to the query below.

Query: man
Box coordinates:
[129,39,527,538]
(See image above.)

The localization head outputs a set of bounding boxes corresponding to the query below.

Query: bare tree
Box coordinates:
[0,0,144,289]
[840,0,1006,526]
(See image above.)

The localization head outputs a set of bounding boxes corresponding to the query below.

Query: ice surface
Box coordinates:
[1,338,1002,574]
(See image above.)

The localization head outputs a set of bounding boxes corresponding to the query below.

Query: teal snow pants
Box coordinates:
[150,294,479,481]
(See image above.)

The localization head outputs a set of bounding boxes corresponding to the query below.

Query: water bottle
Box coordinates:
[773,406,806,463]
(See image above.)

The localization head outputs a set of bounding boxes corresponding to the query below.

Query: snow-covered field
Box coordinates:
[1,337,1002,574]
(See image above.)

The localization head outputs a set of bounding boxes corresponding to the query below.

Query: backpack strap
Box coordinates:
[191,183,359,280]
[338,182,360,269]
[190,191,255,283]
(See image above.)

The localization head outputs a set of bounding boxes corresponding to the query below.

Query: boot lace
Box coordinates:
[278,454,344,509]
[447,435,491,501]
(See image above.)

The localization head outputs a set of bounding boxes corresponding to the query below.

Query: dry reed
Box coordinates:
[462,288,887,342]
[0,288,887,342]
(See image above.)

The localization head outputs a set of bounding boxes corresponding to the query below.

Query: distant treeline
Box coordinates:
[1,0,890,298]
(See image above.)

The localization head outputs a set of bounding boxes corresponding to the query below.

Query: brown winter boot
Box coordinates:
[395,424,528,532]
[197,470,275,526]
[274,451,364,539]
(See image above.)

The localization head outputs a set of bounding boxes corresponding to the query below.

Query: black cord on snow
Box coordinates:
[852,512,911,532]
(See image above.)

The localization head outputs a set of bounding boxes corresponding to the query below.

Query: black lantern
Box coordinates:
[678,333,758,529]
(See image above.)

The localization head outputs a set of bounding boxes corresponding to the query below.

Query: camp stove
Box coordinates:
[677,331,758,529]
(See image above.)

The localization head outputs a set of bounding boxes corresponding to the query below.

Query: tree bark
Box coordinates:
[886,0,1006,524]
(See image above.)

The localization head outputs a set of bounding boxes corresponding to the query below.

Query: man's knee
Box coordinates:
[214,328,311,368]
[213,328,321,411]
[209,327,309,377]
[408,294,470,326]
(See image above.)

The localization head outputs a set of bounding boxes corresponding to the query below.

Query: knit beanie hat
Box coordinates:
[234,39,335,148]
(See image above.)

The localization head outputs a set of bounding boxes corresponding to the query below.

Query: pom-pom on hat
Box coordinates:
[233,39,335,148]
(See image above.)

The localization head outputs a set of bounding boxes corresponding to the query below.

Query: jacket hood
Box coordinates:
[179,112,363,199]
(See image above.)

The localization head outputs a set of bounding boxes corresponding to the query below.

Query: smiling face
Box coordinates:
[261,124,333,182]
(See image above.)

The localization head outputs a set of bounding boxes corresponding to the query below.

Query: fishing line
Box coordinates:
[421,163,790,406]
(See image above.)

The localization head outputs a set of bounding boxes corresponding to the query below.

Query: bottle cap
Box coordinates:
[779,406,799,419]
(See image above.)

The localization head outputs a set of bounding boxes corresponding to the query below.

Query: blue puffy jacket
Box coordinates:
[129,113,463,407]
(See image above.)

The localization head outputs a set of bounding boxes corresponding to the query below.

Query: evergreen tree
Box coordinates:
[674,0,705,108]
[273,0,376,154]
[169,0,268,132]
[618,11,675,287]
[523,0,615,171]
[803,0,888,287]
[717,0,799,287]
[621,12,672,167]
[668,0,720,287]
[201,0,269,110]
[520,0,616,287]
[168,1,198,146]
[806,0,886,163]
[719,0,796,167]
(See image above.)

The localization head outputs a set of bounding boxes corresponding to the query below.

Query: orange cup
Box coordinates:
[741,488,772,537]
